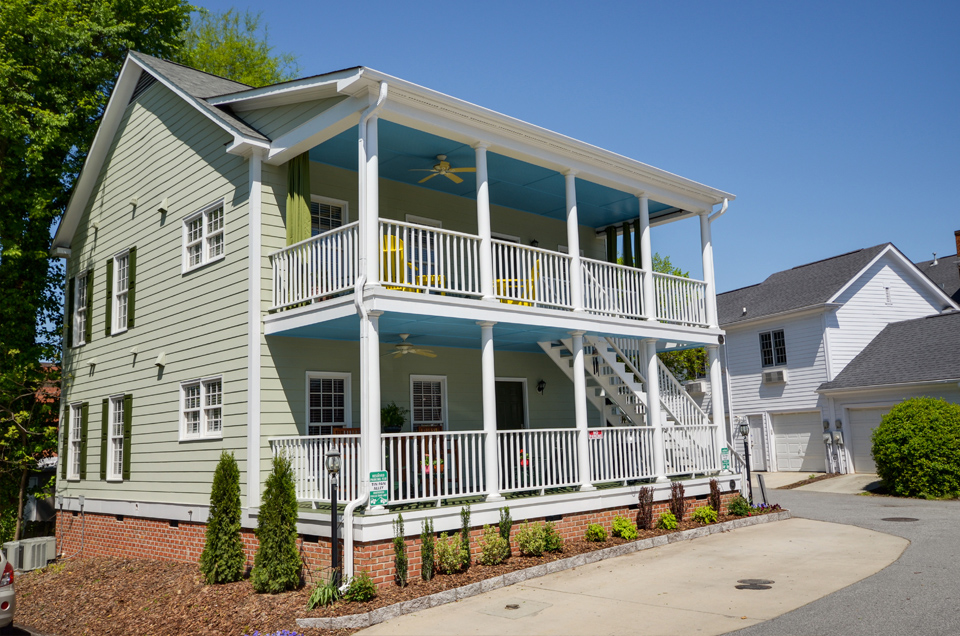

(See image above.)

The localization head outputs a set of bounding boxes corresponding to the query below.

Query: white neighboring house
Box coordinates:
[717,243,959,473]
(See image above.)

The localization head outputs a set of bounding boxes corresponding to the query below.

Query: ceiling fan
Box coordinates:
[383,334,437,359]
[410,155,475,185]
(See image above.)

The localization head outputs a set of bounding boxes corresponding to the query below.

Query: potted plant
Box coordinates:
[381,401,408,434]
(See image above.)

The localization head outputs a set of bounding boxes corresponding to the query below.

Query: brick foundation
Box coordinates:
[55,489,739,590]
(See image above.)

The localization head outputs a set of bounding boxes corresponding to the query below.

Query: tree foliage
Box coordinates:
[651,254,707,381]
[199,451,245,584]
[173,8,299,87]
[251,453,302,593]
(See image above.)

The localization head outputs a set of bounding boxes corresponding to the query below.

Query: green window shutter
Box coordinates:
[85,269,94,343]
[60,406,70,480]
[122,394,133,480]
[66,278,74,348]
[127,246,136,329]
[100,398,108,480]
[105,258,113,337]
[79,403,90,479]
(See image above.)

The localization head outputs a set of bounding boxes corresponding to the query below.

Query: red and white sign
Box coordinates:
[588,430,603,439]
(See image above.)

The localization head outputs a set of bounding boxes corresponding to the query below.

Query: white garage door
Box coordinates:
[848,407,890,473]
[772,412,826,472]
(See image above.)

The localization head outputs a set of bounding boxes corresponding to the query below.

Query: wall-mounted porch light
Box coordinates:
[537,379,546,395]
[529,239,539,248]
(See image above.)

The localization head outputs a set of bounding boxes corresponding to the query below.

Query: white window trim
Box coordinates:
[410,374,447,430]
[182,200,226,274]
[491,231,520,243]
[311,195,349,234]
[112,249,130,335]
[405,214,442,228]
[495,377,529,430]
[179,376,224,441]
[67,403,83,481]
[305,371,352,435]
[73,271,88,348]
[107,395,125,482]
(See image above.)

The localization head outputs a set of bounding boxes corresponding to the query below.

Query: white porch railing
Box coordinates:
[492,240,572,309]
[663,425,719,476]
[652,272,708,326]
[581,258,646,319]
[497,428,580,493]
[270,434,361,502]
[380,431,486,505]
[379,220,483,296]
[657,358,711,429]
[271,221,360,310]
[588,427,656,483]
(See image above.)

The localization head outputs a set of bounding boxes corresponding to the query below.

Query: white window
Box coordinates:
[310,196,348,236]
[183,201,225,272]
[113,251,129,334]
[306,372,351,435]
[411,375,446,429]
[73,273,87,347]
[68,403,83,480]
[108,396,124,481]
[180,377,223,440]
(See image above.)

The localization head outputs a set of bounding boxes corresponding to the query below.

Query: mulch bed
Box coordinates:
[778,472,843,490]
[16,511,779,635]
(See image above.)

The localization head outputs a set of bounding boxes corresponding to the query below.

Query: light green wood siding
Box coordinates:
[240,97,347,140]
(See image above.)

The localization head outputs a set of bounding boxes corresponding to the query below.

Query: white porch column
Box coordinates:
[700,212,719,328]
[246,149,263,508]
[644,337,668,481]
[570,330,595,491]
[706,344,727,472]
[360,310,384,511]
[479,321,503,500]
[364,114,381,287]
[565,171,584,312]
[638,194,654,320]
[475,143,496,301]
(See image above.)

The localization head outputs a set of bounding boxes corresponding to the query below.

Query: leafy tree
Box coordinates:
[251,453,302,593]
[651,254,707,381]
[173,8,299,87]
[199,451,245,584]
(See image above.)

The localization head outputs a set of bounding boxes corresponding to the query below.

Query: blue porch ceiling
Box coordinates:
[309,120,677,227]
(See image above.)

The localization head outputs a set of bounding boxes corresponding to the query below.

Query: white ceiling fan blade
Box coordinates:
[418,173,440,184]
[443,173,464,184]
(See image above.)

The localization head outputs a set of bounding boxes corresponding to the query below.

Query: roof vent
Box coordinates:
[129,71,157,104]
[932,252,938,266]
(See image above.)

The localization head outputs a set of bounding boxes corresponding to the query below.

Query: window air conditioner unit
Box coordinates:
[685,381,706,395]
[762,369,788,384]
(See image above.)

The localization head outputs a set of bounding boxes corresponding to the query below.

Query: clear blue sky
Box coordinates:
[199,0,959,292]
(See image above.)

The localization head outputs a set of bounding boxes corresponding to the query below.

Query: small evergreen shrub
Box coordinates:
[611,515,638,540]
[709,478,722,514]
[460,505,471,567]
[543,521,564,552]
[435,532,468,574]
[670,481,686,521]
[516,522,547,556]
[343,571,377,603]
[727,495,751,516]
[691,505,718,525]
[393,514,407,587]
[872,397,960,498]
[636,486,654,530]
[251,454,302,593]
[477,525,510,565]
[499,506,513,543]
[199,451,245,584]
[420,518,435,581]
[656,512,678,530]
[307,571,341,609]
[585,523,607,542]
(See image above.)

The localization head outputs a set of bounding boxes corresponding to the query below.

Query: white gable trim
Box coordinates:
[207,67,365,111]
[265,93,369,165]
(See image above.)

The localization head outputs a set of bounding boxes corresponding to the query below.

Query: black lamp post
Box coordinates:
[325,450,342,586]
[738,418,752,503]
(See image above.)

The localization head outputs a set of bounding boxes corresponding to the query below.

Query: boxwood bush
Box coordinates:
[872,397,960,498]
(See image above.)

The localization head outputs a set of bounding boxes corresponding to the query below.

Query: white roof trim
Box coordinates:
[721,303,841,330]
[207,67,365,111]
[818,377,960,395]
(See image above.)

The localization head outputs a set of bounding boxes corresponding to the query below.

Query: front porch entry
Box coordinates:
[495,379,526,431]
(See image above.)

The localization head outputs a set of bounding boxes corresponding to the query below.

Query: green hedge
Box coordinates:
[872,397,960,498]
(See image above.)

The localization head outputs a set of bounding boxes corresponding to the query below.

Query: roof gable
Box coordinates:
[915,253,960,304]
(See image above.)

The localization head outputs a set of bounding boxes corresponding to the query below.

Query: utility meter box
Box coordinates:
[823,433,833,443]
[833,431,844,445]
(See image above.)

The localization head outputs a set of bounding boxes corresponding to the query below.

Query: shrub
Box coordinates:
[636,486,654,530]
[727,495,751,516]
[477,525,510,565]
[611,515,638,540]
[460,505,471,567]
[420,518,435,581]
[691,505,718,525]
[199,451,245,584]
[585,523,607,542]
[656,512,678,530]
[251,454,302,593]
[307,571,341,609]
[393,514,407,587]
[343,570,376,603]
[670,481,686,521]
[872,397,960,498]
[516,522,547,556]
[499,506,513,543]
[709,478,722,514]
[543,521,564,552]
[435,532,468,574]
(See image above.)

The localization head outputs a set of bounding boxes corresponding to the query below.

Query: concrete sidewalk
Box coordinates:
[357,518,907,636]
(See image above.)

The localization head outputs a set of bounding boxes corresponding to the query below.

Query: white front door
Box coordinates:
[847,407,890,473]
[772,411,826,472]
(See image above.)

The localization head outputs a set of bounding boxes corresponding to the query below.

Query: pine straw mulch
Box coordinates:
[778,472,844,490]
[15,511,778,636]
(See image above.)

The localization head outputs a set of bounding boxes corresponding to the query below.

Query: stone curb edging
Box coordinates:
[297,510,792,630]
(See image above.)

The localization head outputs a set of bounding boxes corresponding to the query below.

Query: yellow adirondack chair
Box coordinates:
[496,258,540,306]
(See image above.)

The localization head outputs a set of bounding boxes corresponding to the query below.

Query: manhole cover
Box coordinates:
[881,517,919,522]
[735,584,772,590]
[737,579,775,585]
[505,604,520,610]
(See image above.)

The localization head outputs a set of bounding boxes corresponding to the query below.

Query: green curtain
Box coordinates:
[633,219,641,266]
[621,222,633,268]
[605,226,617,263]
[285,152,312,245]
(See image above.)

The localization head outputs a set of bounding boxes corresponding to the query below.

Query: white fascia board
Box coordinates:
[265,93,370,166]
[206,67,365,111]
[721,303,841,331]
[818,378,960,396]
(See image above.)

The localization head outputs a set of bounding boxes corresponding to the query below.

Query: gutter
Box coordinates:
[721,303,841,330]
[817,377,960,395]
[707,198,729,223]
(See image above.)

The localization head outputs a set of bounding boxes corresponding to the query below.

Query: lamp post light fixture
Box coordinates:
[737,417,752,504]
[325,450,342,586]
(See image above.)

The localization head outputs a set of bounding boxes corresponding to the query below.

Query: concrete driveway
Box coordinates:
[358,517,906,636]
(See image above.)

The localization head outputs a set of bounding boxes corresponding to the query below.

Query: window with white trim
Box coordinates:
[411,376,446,429]
[307,372,351,435]
[310,196,348,236]
[68,403,83,480]
[181,378,223,440]
[183,201,225,272]
[108,396,124,481]
[759,330,787,368]
[113,251,129,334]
[73,273,87,347]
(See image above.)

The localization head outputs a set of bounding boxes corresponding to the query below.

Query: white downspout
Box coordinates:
[707,197,729,224]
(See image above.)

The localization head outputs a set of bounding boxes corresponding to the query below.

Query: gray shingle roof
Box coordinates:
[818,311,960,391]
[130,52,268,142]
[718,244,889,326]
[915,253,960,305]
